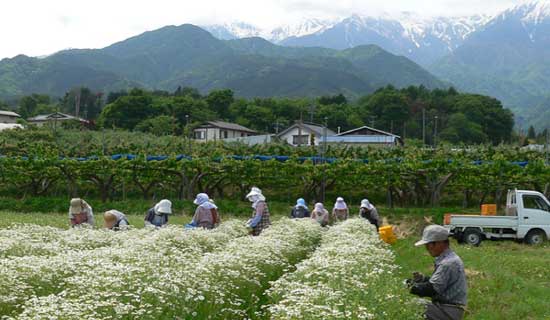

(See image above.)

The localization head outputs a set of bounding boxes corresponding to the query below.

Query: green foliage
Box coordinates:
[135,115,179,136]
[59,87,102,120]
[0,128,548,209]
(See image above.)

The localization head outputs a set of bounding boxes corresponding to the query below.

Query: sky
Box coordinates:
[0,0,525,60]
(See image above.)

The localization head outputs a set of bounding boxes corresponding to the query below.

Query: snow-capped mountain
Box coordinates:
[269,18,339,42]
[202,18,339,42]
[203,13,488,66]
[202,22,264,40]
[485,0,550,43]
[430,0,550,126]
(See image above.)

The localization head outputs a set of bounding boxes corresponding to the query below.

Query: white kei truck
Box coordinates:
[444,189,550,246]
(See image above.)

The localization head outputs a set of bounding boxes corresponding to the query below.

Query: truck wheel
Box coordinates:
[455,232,465,244]
[525,230,546,245]
[463,229,482,246]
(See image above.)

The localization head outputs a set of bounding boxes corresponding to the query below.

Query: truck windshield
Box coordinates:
[522,195,550,212]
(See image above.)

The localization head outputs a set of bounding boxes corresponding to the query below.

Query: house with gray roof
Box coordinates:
[277,122,336,146]
[326,126,403,147]
[27,112,89,127]
[0,110,21,124]
[193,121,256,141]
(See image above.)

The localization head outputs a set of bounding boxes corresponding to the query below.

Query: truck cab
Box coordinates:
[445,190,550,245]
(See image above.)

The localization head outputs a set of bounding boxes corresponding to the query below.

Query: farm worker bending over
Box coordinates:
[332,197,349,222]
[103,210,130,231]
[311,202,329,227]
[359,199,380,231]
[290,198,310,218]
[407,225,467,320]
[144,199,172,228]
[245,187,271,236]
[69,198,94,228]
[186,193,220,229]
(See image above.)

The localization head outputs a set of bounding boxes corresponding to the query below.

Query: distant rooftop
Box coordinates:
[198,120,256,133]
[0,110,20,117]
[277,122,336,137]
[27,112,87,122]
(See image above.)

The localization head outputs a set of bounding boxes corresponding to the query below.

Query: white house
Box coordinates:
[277,122,336,146]
[193,121,256,142]
[27,112,89,127]
[0,110,21,124]
[326,126,403,147]
[222,134,275,146]
[0,123,24,131]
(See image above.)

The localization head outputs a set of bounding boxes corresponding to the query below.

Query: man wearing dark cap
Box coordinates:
[407,225,467,320]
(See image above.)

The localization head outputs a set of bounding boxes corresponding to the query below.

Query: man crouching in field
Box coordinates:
[407,225,467,320]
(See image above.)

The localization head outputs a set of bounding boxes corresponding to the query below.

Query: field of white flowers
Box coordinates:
[0,219,421,319]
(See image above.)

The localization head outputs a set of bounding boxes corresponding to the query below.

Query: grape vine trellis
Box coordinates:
[1,153,548,207]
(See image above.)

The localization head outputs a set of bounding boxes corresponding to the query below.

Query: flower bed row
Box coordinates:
[0,220,247,318]
[5,219,322,319]
[265,219,422,319]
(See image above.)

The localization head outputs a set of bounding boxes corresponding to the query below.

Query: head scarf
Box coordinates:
[314,202,325,212]
[295,198,308,209]
[334,197,347,210]
[246,187,266,208]
[361,199,374,210]
[194,193,217,210]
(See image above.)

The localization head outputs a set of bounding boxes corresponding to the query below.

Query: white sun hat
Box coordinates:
[155,199,172,214]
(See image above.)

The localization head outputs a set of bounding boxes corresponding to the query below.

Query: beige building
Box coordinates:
[193,121,256,141]
[0,110,21,124]
[326,126,403,147]
[277,122,336,146]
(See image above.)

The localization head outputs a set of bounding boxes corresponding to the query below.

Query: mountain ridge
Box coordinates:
[0,24,445,100]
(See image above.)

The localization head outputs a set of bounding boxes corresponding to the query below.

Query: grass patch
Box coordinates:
[394,237,550,319]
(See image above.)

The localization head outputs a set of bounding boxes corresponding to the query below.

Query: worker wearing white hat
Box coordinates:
[245,187,270,236]
[407,225,467,320]
[144,199,172,228]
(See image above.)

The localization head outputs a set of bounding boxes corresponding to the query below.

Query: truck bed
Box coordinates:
[448,215,518,228]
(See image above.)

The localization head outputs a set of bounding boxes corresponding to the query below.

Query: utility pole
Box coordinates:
[546,128,549,164]
[309,104,315,123]
[434,115,438,148]
[297,111,303,147]
[390,120,394,134]
[75,88,81,117]
[186,114,191,155]
[422,108,426,146]
[321,117,328,203]
[369,116,376,128]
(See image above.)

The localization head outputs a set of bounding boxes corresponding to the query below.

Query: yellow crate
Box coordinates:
[379,225,397,244]
[481,204,497,216]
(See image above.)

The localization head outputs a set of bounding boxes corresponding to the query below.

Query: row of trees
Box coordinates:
[2,84,515,145]
[0,152,548,209]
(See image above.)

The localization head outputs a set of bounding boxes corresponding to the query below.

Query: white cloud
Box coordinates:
[0,0,523,59]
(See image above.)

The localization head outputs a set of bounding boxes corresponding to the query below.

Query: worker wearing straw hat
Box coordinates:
[103,210,130,231]
[69,198,94,228]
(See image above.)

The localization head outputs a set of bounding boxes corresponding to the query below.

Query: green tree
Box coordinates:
[440,113,487,144]
[527,125,536,140]
[206,89,234,120]
[135,115,179,136]
[17,94,51,119]
[59,87,103,120]
[98,88,155,129]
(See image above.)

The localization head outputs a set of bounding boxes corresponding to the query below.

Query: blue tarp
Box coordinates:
[0,154,539,167]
